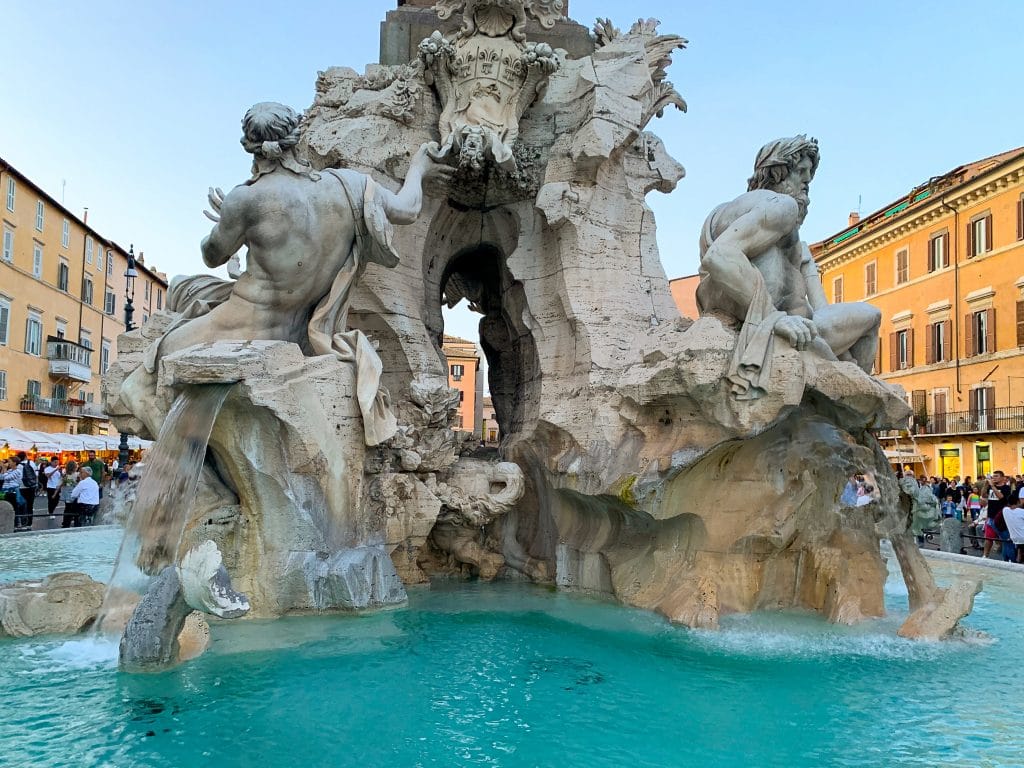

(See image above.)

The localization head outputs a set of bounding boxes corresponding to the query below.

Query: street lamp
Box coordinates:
[118,245,139,470]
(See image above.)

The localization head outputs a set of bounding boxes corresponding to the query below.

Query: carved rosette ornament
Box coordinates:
[419,0,560,172]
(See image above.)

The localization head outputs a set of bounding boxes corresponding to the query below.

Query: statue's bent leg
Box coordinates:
[813,302,881,373]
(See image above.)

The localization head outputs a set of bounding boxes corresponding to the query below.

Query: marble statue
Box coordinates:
[901,475,941,537]
[100,3,980,667]
[696,136,882,399]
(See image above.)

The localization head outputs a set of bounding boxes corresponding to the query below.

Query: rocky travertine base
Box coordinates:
[0,572,105,637]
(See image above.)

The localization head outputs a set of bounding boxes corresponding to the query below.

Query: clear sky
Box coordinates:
[3,1,1022,345]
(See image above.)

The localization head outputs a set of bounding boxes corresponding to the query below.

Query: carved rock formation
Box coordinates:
[0,572,105,637]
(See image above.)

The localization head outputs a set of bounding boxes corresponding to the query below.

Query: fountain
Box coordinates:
[0,2,1012,764]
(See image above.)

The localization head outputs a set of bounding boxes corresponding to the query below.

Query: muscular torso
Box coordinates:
[703,191,812,318]
[161,170,360,356]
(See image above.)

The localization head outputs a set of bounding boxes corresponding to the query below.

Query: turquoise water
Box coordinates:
[1,530,1023,767]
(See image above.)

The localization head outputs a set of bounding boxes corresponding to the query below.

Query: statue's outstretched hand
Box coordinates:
[414,142,454,185]
[773,315,818,350]
[203,187,226,223]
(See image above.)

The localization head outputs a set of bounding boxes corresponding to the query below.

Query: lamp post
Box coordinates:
[118,246,139,470]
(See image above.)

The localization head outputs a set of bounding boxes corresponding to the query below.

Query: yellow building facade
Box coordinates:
[813,147,1024,479]
[0,156,168,435]
[442,334,482,435]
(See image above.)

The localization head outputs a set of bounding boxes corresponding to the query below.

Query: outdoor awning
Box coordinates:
[0,428,152,453]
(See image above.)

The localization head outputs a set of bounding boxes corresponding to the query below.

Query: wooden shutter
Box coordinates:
[942,232,950,267]
[941,320,951,361]
[985,308,996,353]
[967,221,974,258]
[1017,301,1024,347]
[875,336,882,375]
[1017,197,1024,241]
[889,331,898,371]
[906,328,914,368]
[965,313,975,357]
[984,213,993,252]
[934,391,946,415]
[925,323,935,364]
[989,385,997,411]
[969,387,979,416]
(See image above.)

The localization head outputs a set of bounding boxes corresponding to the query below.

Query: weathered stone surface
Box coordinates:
[898,577,983,641]
[119,567,194,671]
[0,572,105,637]
[278,547,407,611]
[940,517,962,553]
[0,499,13,535]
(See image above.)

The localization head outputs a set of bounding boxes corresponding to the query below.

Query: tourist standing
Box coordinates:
[1,458,26,528]
[60,460,80,528]
[17,452,39,526]
[42,457,63,517]
[1003,500,1024,564]
[84,450,107,498]
[69,466,100,526]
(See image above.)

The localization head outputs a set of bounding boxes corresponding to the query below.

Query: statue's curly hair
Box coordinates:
[240,102,302,159]
[747,135,819,192]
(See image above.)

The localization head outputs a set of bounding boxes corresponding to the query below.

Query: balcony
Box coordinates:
[47,336,92,383]
[80,402,108,419]
[878,407,1024,438]
[19,395,83,418]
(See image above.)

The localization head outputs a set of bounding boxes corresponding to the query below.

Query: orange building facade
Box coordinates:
[442,334,482,435]
[813,147,1024,479]
[0,156,167,435]
[668,274,700,319]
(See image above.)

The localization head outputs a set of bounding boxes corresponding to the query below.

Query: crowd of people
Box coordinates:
[0,450,133,532]
[905,470,1024,563]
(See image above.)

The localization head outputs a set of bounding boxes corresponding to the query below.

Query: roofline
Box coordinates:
[0,154,167,286]
[668,273,699,283]
[811,146,1024,254]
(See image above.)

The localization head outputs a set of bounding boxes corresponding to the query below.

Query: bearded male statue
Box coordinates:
[696,136,881,399]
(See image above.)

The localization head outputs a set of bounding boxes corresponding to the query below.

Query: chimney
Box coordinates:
[83,207,88,224]
[848,211,861,226]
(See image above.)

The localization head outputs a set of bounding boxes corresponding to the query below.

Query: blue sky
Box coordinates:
[2,1,1022,343]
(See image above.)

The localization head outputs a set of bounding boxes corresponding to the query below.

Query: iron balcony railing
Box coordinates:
[46,336,92,383]
[918,407,1024,436]
[80,402,108,419]
[19,395,83,417]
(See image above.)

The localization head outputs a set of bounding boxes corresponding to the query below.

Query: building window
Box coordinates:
[1017,301,1024,347]
[0,296,9,345]
[925,320,951,364]
[832,276,843,303]
[156,288,163,310]
[928,232,949,272]
[0,370,6,401]
[61,219,70,248]
[5,178,15,211]
[83,275,94,305]
[970,387,995,431]
[100,339,111,374]
[32,244,43,278]
[966,308,995,356]
[52,383,68,402]
[104,289,116,315]
[967,213,992,257]
[459,391,465,402]
[24,313,43,356]
[451,364,465,380]
[85,236,94,265]
[55,320,66,339]
[889,328,914,371]
[929,319,950,364]
[144,281,151,302]
[1018,194,1024,242]
[26,379,41,398]
[79,330,92,350]
[455,414,464,428]
[57,261,69,291]
[35,200,44,232]
[895,248,909,284]
[864,261,877,296]
[106,251,113,276]
[2,227,13,262]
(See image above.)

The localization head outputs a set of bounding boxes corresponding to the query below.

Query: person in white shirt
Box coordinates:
[69,466,100,526]
[42,457,63,517]
[1002,500,1024,564]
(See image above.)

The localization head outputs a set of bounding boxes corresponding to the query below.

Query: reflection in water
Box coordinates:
[95,385,232,634]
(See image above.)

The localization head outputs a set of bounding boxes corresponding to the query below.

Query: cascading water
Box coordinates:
[94,384,233,634]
